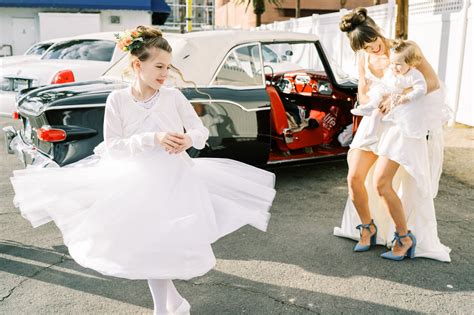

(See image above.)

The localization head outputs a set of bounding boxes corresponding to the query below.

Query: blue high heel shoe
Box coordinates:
[354,220,377,252]
[381,231,417,261]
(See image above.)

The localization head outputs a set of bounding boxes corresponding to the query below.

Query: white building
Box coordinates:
[0,0,171,56]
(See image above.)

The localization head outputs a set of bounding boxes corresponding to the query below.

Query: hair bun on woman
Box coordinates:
[340,7,368,33]
[135,25,163,39]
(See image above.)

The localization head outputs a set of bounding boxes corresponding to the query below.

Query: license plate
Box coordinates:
[13,79,30,92]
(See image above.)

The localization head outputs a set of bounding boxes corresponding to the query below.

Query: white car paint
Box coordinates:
[0,32,124,117]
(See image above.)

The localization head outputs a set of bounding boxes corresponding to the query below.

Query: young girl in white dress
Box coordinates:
[10,26,276,314]
[333,8,451,262]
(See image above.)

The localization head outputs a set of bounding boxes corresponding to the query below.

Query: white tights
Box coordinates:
[147,279,186,315]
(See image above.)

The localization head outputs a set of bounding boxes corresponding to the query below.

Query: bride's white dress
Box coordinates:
[333,58,451,262]
[10,86,276,279]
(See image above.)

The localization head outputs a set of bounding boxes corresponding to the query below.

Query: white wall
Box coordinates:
[0,8,42,55]
[0,8,152,55]
[456,0,473,125]
[256,0,473,126]
[39,12,101,41]
[408,0,472,126]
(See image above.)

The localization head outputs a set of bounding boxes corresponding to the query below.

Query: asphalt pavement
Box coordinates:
[1,117,473,314]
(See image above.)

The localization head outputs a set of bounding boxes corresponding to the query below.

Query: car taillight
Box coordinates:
[36,127,66,142]
[51,70,75,84]
[12,111,20,120]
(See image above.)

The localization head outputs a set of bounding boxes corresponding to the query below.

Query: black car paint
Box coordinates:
[16,81,272,166]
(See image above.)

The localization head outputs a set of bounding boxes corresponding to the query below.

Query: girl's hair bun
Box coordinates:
[135,25,163,39]
[340,7,368,33]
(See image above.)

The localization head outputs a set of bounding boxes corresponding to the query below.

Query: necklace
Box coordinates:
[131,87,159,103]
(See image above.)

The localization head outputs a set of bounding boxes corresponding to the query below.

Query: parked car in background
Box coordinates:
[0,40,58,67]
[0,32,123,117]
[3,30,358,168]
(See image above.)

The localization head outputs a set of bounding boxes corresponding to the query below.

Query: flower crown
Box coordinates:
[114,30,144,52]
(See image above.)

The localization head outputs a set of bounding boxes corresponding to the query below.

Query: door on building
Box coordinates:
[12,18,37,55]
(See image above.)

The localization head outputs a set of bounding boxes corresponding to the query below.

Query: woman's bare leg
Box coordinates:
[347,149,379,245]
[373,157,413,255]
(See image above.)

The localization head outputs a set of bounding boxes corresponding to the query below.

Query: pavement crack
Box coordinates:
[0,253,68,303]
[191,280,319,313]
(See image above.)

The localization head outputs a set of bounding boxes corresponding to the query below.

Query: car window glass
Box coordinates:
[213,44,264,87]
[42,40,115,62]
[25,43,53,56]
[261,43,325,73]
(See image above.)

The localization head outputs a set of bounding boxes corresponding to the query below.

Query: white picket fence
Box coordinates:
[255,0,473,126]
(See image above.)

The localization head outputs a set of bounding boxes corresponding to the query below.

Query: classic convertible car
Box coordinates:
[3,30,358,168]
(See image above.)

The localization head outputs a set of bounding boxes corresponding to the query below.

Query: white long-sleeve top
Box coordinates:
[99,86,209,159]
[366,68,427,108]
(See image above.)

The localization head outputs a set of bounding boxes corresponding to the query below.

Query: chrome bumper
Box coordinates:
[2,125,59,168]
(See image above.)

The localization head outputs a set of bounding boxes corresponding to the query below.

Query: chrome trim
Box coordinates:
[2,75,37,81]
[267,152,347,165]
[189,99,270,112]
[44,103,105,111]
[2,125,16,154]
[6,133,59,168]
[27,99,270,115]
[194,85,266,91]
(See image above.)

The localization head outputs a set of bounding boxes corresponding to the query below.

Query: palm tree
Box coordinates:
[236,0,282,27]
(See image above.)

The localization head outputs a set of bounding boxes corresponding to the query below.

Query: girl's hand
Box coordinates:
[378,95,392,114]
[170,134,192,154]
[155,132,192,154]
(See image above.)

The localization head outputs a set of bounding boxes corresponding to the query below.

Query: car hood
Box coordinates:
[17,79,128,116]
[0,59,111,84]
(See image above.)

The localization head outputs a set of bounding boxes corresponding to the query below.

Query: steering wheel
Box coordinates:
[258,65,276,85]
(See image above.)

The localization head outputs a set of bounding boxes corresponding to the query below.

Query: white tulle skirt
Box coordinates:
[10,149,276,279]
[334,86,451,262]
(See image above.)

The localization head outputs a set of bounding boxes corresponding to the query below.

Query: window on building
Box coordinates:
[110,15,121,24]
[164,0,215,30]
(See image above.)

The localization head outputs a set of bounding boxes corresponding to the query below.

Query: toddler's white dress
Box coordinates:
[334,53,452,262]
[10,86,276,279]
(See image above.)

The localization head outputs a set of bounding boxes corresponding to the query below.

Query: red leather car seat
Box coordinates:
[266,85,323,151]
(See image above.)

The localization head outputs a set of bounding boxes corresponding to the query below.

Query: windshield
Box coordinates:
[25,42,53,56]
[319,44,357,86]
[261,42,324,73]
[42,39,115,62]
[261,42,356,86]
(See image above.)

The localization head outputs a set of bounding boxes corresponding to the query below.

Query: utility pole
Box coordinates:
[296,0,300,18]
[395,0,408,39]
[186,0,193,32]
[179,0,185,33]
